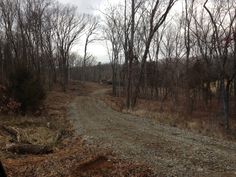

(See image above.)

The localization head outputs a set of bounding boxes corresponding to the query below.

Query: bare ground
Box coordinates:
[69,83,236,177]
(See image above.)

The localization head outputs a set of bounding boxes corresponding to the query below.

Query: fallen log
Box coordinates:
[6,144,53,155]
[0,125,30,144]
[0,161,7,177]
[0,125,18,140]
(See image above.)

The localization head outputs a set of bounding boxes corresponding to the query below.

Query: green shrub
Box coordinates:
[8,66,46,113]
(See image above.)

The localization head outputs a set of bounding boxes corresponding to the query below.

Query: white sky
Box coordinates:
[57,0,121,63]
[58,0,182,64]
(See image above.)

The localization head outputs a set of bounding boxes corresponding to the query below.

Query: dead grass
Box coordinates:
[103,89,236,141]
[0,81,154,177]
[0,82,76,160]
[3,137,154,177]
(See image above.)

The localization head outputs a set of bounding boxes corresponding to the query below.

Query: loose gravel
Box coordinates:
[68,88,236,177]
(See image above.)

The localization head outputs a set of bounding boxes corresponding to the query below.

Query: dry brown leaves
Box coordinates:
[3,137,154,177]
[1,81,154,177]
[103,89,236,141]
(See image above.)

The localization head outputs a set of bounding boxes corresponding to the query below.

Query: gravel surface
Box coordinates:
[68,87,236,177]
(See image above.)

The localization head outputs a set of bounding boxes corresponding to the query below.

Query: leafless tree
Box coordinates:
[54,4,86,91]
[103,5,123,96]
[82,15,99,83]
[130,0,177,108]
[204,0,236,129]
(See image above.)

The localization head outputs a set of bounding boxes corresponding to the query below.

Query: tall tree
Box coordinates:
[54,4,86,91]
[131,0,177,107]
[82,15,99,82]
[203,0,236,129]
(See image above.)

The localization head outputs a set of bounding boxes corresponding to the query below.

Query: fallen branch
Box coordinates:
[0,125,18,141]
[6,144,53,155]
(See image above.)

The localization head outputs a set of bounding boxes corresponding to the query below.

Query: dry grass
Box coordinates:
[103,89,236,141]
[0,82,77,159]
[3,137,154,177]
[0,81,154,177]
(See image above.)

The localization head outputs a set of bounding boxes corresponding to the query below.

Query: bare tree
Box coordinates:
[54,4,86,91]
[82,15,99,83]
[103,5,123,96]
[0,0,18,81]
[131,0,177,108]
[203,0,236,129]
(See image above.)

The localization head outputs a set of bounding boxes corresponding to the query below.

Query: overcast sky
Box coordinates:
[57,0,182,64]
[58,0,104,14]
[57,0,120,63]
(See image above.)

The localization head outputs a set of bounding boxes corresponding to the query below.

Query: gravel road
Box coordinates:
[68,85,236,177]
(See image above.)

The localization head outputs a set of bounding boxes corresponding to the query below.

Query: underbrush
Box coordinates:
[1,81,155,177]
[3,137,155,177]
[103,90,236,141]
[0,85,75,159]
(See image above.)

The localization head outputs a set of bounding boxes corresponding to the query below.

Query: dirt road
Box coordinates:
[68,84,236,177]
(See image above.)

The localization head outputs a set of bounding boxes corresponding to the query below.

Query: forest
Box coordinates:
[75,0,236,131]
[0,0,236,176]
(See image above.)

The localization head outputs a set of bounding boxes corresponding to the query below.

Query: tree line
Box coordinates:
[0,0,100,90]
[0,0,100,112]
[102,0,236,130]
[1,0,236,129]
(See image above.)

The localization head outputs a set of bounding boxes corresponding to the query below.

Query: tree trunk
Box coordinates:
[131,36,152,108]
[221,79,230,130]
[112,66,117,96]
[62,56,69,92]
[126,0,135,109]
